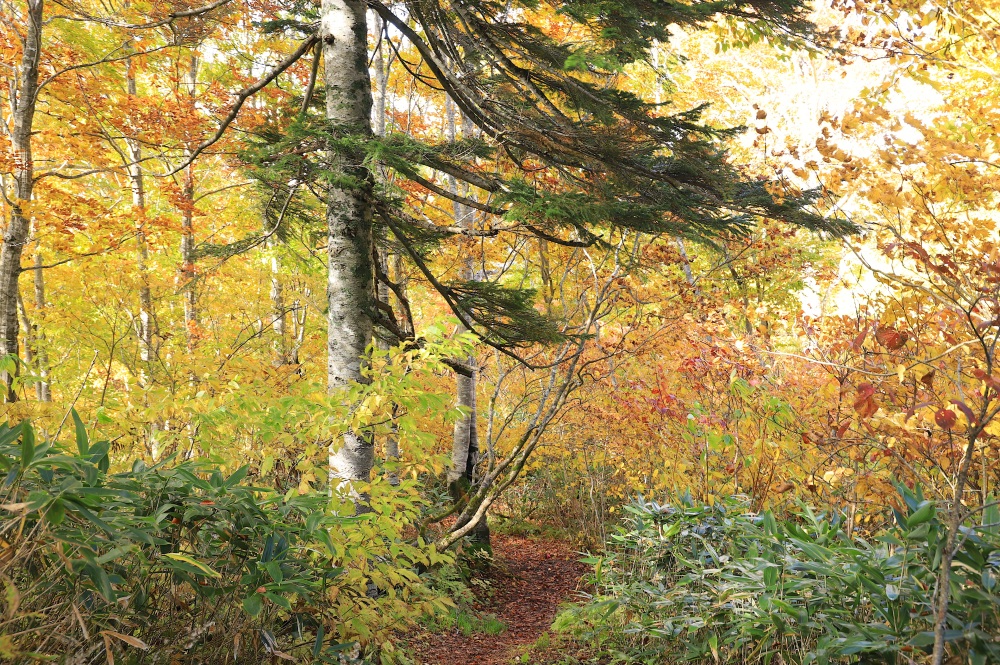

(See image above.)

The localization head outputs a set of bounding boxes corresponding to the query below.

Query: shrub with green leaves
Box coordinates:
[0,415,447,664]
[561,487,1000,665]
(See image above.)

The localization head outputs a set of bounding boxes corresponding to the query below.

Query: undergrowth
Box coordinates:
[0,416,452,664]
[557,487,1000,665]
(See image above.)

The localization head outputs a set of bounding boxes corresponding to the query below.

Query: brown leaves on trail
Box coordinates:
[409,535,588,665]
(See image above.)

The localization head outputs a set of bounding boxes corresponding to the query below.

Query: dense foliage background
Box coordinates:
[2,0,998,663]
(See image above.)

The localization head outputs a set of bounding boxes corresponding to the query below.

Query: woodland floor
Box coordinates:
[407,534,589,665]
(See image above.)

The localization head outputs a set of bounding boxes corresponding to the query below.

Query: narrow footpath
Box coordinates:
[410,534,589,665]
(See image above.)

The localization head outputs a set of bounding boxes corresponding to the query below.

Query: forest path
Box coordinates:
[409,534,589,665]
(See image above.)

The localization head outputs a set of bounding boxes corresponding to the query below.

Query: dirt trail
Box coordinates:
[409,534,588,665]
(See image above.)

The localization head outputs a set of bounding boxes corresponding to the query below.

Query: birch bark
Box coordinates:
[33,251,49,401]
[322,0,376,495]
[126,60,155,383]
[445,99,489,545]
[371,18,401,486]
[0,0,43,402]
[180,55,199,348]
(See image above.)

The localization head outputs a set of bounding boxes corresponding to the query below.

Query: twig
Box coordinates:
[54,351,99,441]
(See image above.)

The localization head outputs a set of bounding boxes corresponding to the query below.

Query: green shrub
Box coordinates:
[0,415,446,663]
[561,487,1000,665]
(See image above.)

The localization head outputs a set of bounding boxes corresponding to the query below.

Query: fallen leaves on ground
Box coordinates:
[408,534,588,665]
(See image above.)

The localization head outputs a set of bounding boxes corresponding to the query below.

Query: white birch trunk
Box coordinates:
[444,101,489,544]
[180,55,199,348]
[0,0,43,402]
[126,61,154,382]
[269,251,287,363]
[445,97,480,487]
[33,251,49,401]
[322,0,376,495]
[370,16,401,486]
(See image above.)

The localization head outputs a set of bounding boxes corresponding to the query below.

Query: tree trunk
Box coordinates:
[33,251,50,401]
[371,17,401,487]
[16,290,32,371]
[126,59,154,384]
[269,249,287,364]
[322,0,376,501]
[445,98,489,547]
[931,428,981,665]
[0,0,43,402]
[180,55,199,349]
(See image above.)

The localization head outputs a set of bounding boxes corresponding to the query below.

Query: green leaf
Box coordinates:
[84,563,116,602]
[224,465,249,488]
[62,498,114,534]
[312,623,325,658]
[906,501,935,528]
[71,409,89,456]
[163,553,222,579]
[243,593,263,617]
[20,423,35,467]
[96,545,135,566]
[264,561,284,584]
[264,592,292,610]
[0,422,23,449]
[44,499,65,526]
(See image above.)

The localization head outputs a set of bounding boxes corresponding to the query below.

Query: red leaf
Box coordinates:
[935,408,957,430]
[855,397,879,419]
[875,326,908,350]
[851,326,869,351]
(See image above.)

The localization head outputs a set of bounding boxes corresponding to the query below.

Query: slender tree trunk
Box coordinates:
[538,238,554,312]
[126,60,154,383]
[371,17,401,486]
[180,55,199,349]
[675,237,699,292]
[180,165,197,346]
[0,0,43,402]
[445,98,489,547]
[322,0,376,500]
[290,290,307,366]
[33,251,50,401]
[931,429,981,665]
[269,249,287,364]
[16,290,32,369]
[372,13,390,140]
[375,251,401,487]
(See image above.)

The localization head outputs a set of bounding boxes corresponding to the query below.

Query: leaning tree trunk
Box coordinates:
[0,0,43,402]
[445,99,489,547]
[322,0,376,503]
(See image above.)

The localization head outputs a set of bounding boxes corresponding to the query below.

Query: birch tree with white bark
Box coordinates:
[321,0,377,502]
